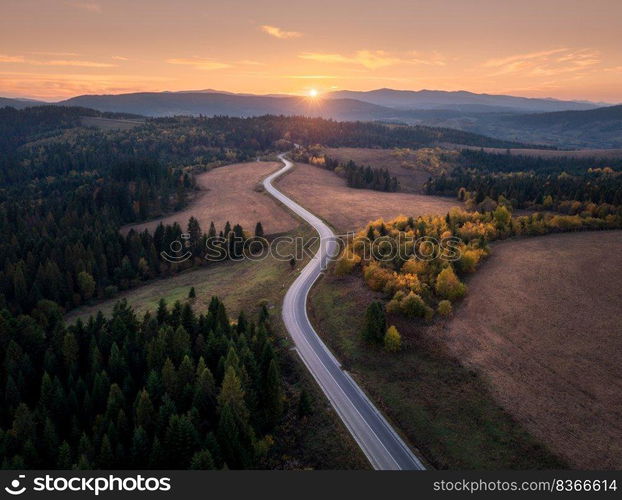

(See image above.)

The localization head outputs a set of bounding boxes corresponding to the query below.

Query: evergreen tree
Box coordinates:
[362,301,386,343]
[262,359,283,428]
[297,389,313,418]
[57,441,72,469]
[190,449,215,470]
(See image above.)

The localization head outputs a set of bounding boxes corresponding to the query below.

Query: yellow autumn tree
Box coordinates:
[435,266,467,301]
[437,300,453,316]
[384,325,402,352]
[334,248,361,276]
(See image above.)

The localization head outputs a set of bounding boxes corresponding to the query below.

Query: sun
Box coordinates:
[308,88,318,98]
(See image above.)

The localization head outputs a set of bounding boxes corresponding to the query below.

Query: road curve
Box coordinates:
[263,154,425,470]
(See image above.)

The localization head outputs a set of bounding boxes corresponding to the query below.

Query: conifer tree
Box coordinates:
[297,389,312,418]
[362,301,386,343]
[263,359,283,427]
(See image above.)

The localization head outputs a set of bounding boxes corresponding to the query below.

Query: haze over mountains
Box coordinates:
[1,88,621,148]
[57,88,607,116]
[326,88,602,112]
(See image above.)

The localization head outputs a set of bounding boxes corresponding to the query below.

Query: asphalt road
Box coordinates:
[263,154,425,470]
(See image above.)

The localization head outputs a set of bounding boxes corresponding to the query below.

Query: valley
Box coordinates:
[1,104,621,472]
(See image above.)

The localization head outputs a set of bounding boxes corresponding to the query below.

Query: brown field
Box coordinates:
[456,145,622,158]
[433,231,622,469]
[122,161,298,236]
[277,162,462,232]
[309,269,564,469]
[321,147,437,192]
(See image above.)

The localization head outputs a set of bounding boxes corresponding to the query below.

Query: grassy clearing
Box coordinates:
[308,271,566,470]
[67,225,315,324]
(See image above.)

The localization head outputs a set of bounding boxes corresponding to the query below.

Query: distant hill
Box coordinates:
[0,96,46,109]
[326,88,602,113]
[59,92,411,120]
[507,104,622,126]
[466,105,622,149]
[4,89,620,148]
[57,89,603,119]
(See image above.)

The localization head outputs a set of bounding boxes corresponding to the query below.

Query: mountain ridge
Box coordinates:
[326,88,606,112]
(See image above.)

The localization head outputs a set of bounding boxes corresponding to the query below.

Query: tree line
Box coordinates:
[292,149,399,192]
[336,205,622,328]
[425,149,622,210]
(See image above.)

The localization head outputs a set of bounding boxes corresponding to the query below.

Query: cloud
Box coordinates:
[0,54,25,63]
[166,58,231,70]
[0,71,172,100]
[299,50,447,70]
[38,60,117,68]
[483,48,600,77]
[65,1,102,13]
[260,25,302,39]
[112,56,129,61]
[0,54,115,68]
[30,51,80,57]
[287,75,340,79]
[236,60,264,66]
[483,48,567,68]
[299,50,402,69]
[410,50,446,67]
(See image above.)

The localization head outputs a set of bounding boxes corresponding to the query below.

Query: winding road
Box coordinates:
[263,154,425,471]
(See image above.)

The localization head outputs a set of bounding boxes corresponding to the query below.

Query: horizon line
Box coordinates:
[1,87,616,105]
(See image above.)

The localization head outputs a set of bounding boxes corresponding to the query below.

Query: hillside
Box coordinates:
[54,90,619,148]
[0,96,46,109]
[6,90,621,148]
[475,105,622,148]
[508,104,622,126]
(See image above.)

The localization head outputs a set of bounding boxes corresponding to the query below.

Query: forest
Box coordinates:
[0,106,277,315]
[0,297,286,469]
[0,106,318,470]
[426,149,622,209]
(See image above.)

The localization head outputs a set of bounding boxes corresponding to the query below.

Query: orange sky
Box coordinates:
[1,0,621,102]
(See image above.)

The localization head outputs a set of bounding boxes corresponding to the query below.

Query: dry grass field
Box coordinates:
[122,161,298,236]
[321,147,441,192]
[309,271,564,469]
[277,162,462,232]
[309,230,622,469]
[431,231,622,469]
